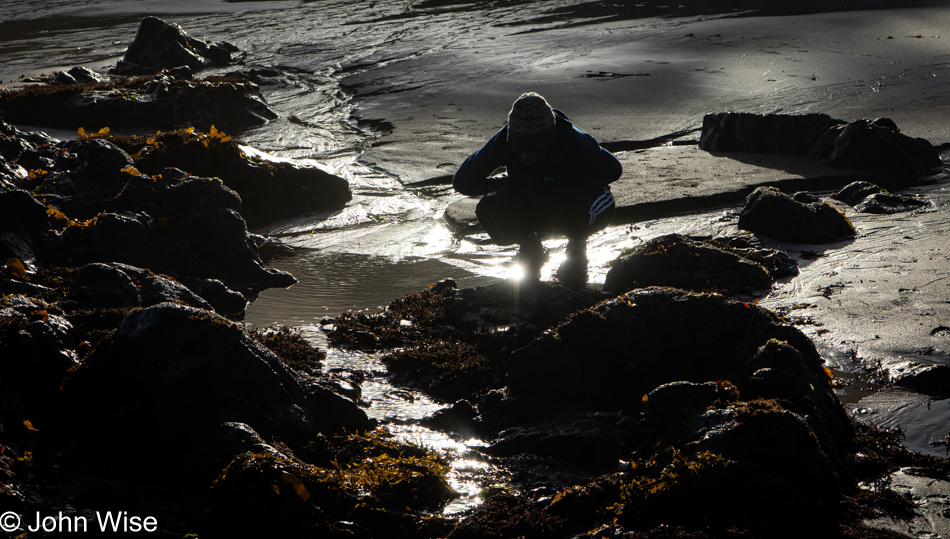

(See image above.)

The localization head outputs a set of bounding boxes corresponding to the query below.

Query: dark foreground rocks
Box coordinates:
[327,278,950,538]
[0,150,457,538]
[0,268,463,538]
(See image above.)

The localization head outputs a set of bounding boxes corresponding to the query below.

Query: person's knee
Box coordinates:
[476,189,533,245]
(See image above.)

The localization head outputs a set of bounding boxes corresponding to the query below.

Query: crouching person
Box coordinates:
[453,92,622,288]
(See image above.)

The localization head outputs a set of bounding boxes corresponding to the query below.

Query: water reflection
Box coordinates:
[246,252,496,326]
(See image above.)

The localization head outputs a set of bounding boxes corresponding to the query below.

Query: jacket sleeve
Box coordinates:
[452,128,511,196]
[579,133,623,188]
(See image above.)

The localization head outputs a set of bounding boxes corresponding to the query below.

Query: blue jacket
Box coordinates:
[453,110,622,198]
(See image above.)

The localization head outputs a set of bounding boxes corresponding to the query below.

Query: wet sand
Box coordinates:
[349,6,950,184]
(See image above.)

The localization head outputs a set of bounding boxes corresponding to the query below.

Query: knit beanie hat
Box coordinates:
[507,92,557,149]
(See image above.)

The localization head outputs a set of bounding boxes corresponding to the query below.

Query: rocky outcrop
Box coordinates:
[50,66,105,85]
[811,117,943,180]
[0,72,278,133]
[111,16,240,76]
[0,123,352,300]
[472,288,854,524]
[832,180,929,214]
[699,112,841,155]
[66,262,214,310]
[738,186,856,243]
[118,134,352,227]
[603,233,787,295]
[700,112,943,183]
[62,303,372,472]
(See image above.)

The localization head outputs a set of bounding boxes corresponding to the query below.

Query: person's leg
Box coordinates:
[476,188,533,245]
[541,186,616,287]
[475,188,547,279]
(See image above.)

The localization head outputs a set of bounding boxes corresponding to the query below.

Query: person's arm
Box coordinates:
[452,128,511,196]
[577,132,623,188]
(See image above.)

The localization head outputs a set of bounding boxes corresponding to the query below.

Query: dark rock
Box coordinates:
[831,181,928,214]
[699,112,843,155]
[122,133,350,227]
[421,399,477,434]
[431,278,458,293]
[77,138,135,180]
[50,71,79,86]
[883,360,950,396]
[62,303,373,476]
[42,139,138,218]
[855,192,929,214]
[687,403,845,513]
[90,212,163,269]
[0,276,52,297]
[113,263,213,310]
[182,277,248,318]
[0,157,26,190]
[738,186,856,243]
[142,77,277,131]
[710,234,799,278]
[488,413,622,472]
[831,181,885,206]
[111,16,237,76]
[810,118,943,182]
[791,191,821,204]
[67,66,104,84]
[0,190,63,264]
[100,177,296,294]
[0,298,79,432]
[52,67,104,85]
[67,262,212,311]
[159,175,242,215]
[498,288,833,423]
[175,206,296,291]
[603,233,773,295]
[700,113,942,183]
[67,263,142,308]
[470,287,855,524]
[645,381,721,416]
[0,75,276,133]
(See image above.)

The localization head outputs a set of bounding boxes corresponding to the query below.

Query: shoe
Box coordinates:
[556,240,588,289]
[512,233,548,281]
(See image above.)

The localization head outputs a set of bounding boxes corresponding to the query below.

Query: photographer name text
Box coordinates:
[0,510,158,534]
